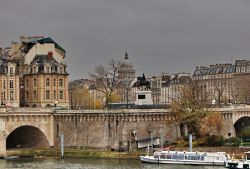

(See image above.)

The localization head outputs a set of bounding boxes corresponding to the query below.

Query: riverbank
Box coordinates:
[6,146,250,159]
[6,148,146,159]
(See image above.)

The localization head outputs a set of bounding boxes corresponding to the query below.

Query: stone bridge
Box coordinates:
[219,106,250,138]
[0,106,249,157]
[0,108,54,157]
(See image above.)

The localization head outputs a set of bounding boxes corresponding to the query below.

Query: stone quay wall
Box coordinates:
[54,109,180,150]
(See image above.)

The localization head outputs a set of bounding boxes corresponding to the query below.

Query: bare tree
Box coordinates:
[213,80,227,107]
[171,80,209,137]
[200,112,224,136]
[89,59,120,107]
[233,74,250,104]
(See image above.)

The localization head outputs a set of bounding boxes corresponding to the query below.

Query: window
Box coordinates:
[241,67,245,72]
[59,67,63,73]
[33,67,36,73]
[33,91,37,99]
[46,67,50,73]
[46,90,50,99]
[54,90,56,99]
[10,80,14,89]
[59,91,63,99]
[53,79,56,86]
[26,79,29,87]
[3,80,6,89]
[26,91,29,100]
[46,78,50,86]
[59,79,63,87]
[33,79,37,86]
[10,91,14,101]
[10,67,13,75]
[3,91,6,101]
[138,95,145,99]
[56,124,59,137]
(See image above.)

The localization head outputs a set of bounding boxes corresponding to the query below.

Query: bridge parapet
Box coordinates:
[54,109,175,122]
[55,109,171,114]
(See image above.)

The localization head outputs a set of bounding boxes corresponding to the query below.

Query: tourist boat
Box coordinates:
[140,150,229,166]
[225,151,250,169]
[4,156,20,160]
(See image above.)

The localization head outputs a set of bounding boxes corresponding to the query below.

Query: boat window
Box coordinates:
[187,155,195,160]
[160,154,166,159]
[201,155,205,161]
[172,153,179,160]
[194,155,200,160]
[166,154,172,159]
[172,153,184,160]
[154,155,159,159]
[184,154,188,160]
[178,154,184,160]
[187,154,201,160]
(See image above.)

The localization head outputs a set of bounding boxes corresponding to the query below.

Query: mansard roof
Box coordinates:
[25,37,66,53]
[31,54,58,65]
[193,64,235,76]
[235,60,250,66]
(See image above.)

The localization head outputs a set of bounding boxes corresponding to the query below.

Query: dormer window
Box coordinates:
[59,67,63,74]
[10,67,14,75]
[46,67,50,73]
[33,67,36,73]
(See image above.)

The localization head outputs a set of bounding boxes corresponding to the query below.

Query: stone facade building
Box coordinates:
[1,36,69,108]
[23,53,69,107]
[193,64,235,106]
[233,60,250,104]
[150,75,162,105]
[0,58,20,107]
[161,73,191,105]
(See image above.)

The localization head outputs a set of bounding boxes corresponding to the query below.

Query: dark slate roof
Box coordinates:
[235,60,250,66]
[30,54,59,73]
[0,57,6,74]
[193,64,235,76]
[26,37,66,53]
[31,54,58,65]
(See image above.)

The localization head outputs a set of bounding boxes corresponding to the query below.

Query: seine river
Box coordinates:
[0,158,226,169]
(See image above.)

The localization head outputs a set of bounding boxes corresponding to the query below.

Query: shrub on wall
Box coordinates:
[206,135,224,146]
[224,137,241,147]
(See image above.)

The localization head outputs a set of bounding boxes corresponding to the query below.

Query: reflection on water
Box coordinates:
[0,158,226,169]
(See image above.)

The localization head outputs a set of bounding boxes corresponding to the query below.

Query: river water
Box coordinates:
[0,158,227,169]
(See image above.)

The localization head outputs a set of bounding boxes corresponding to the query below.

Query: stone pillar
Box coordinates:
[0,117,6,157]
[49,115,55,147]
[0,131,6,157]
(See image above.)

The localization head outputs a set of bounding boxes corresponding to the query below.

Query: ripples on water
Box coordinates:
[0,158,226,169]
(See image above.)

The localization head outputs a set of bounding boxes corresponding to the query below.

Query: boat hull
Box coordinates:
[140,155,225,166]
[226,161,250,169]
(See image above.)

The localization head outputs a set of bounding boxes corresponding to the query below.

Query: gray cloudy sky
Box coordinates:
[1,0,250,80]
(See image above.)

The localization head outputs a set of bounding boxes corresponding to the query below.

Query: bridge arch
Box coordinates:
[6,125,49,149]
[234,116,250,137]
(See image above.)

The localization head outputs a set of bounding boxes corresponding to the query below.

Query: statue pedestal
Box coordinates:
[135,90,153,105]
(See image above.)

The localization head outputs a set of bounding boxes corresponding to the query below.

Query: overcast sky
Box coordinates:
[1,0,250,80]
